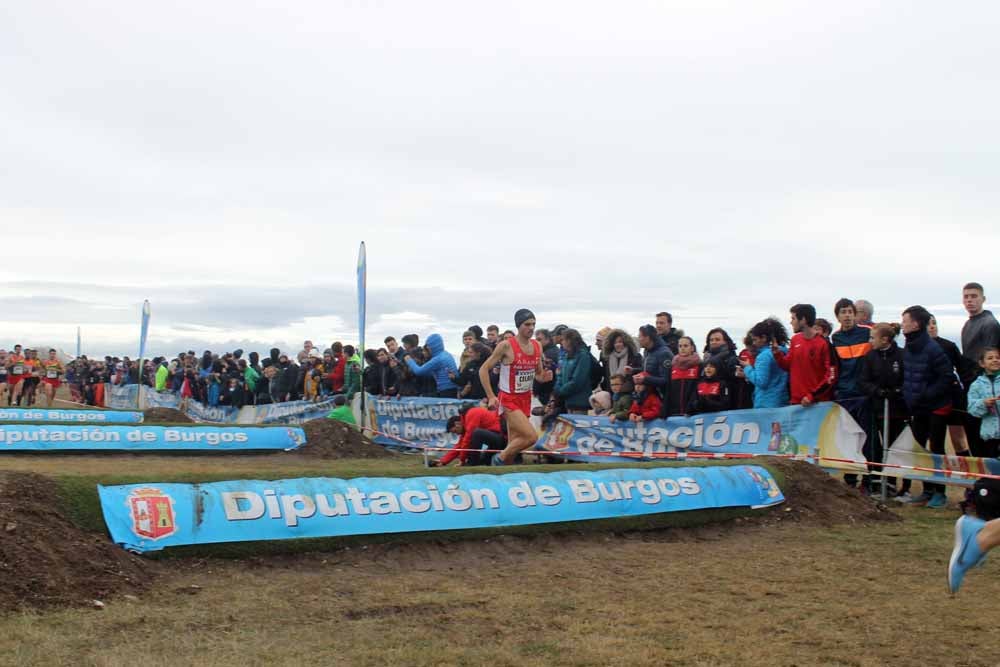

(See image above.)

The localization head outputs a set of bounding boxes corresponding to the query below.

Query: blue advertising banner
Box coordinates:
[357,395,476,449]
[98,465,785,552]
[0,424,305,452]
[535,403,865,469]
[104,385,337,425]
[0,407,144,424]
[886,426,1000,488]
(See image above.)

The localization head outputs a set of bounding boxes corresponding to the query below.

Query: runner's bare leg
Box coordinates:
[499,409,537,463]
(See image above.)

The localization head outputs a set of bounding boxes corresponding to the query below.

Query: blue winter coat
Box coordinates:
[404,333,458,392]
[743,345,789,409]
[968,372,1000,441]
[902,330,953,413]
[555,349,592,410]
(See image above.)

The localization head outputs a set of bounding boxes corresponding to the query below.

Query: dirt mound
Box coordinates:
[299,419,395,459]
[143,407,194,423]
[755,458,900,526]
[0,472,152,612]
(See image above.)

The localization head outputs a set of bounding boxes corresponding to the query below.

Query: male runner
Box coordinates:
[479,309,552,465]
[949,478,1000,593]
[40,349,65,408]
[22,349,41,407]
[6,345,25,406]
[0,350,8,405]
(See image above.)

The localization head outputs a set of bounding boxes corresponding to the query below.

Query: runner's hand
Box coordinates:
[487,396,498,410]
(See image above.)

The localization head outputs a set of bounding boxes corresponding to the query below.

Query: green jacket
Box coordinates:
[155,364,169,391]
[326,405,357,426]
[610,393,633,421]
[343,354,362,399]
[244,366,260,392]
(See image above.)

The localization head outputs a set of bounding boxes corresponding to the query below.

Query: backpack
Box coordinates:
[588,352,604,390]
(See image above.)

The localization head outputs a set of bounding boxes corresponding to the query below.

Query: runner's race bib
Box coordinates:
[12,365,23,375]
[514,369,534,393]
[46,370,58,379]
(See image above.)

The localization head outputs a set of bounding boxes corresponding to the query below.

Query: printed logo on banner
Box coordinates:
[127,487,177,540]
[286,428,305,447]
[744,466,782,502]
[540,419,576,452]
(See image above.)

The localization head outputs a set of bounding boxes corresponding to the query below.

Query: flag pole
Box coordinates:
[137,300,151,410]
[357,242,367,431]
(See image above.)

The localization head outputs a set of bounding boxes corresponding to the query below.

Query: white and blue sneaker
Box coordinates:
[490,453,506,466]
[948,515,987,594]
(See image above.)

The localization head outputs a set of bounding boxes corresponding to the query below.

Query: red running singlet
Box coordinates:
[497,338,540,416]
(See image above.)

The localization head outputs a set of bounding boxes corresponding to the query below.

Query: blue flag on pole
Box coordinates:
[357,242,367,428]
[138,300,151,361]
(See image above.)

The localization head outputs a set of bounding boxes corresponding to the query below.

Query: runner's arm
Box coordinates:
[479,341,510,403]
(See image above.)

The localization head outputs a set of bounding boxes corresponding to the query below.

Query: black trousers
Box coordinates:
[840,396,871,487]
[466,429,506,466]
[910,411,948,495]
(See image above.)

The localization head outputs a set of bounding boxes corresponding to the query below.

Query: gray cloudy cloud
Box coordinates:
[0,2,996,356]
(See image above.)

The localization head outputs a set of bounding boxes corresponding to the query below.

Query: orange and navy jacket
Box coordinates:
[831,325,871,399]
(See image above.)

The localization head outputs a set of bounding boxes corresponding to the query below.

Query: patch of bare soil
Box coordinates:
[298,419,395,459]
[142,408,194,423]
[757,457,900,526]
[0,472,152,612]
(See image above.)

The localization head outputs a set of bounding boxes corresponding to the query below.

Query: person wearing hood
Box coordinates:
[740,318,790,409]
[602,329,642,392]
[404,333,458,398]
[901,305,954,508]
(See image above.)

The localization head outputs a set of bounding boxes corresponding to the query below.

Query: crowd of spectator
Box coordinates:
[7,283,999,507]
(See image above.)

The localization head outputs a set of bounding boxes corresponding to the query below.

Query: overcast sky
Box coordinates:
[1,2,995,358]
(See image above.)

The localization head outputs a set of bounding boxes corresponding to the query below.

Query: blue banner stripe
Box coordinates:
[0,424,305,451]
[0,408,143,423]
[98,466,785,553]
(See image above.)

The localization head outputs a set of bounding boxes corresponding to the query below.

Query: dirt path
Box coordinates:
[2,509,996,667]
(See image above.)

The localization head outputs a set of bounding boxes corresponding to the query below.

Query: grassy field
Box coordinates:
[1,503,996,667]
[1,395,997,665]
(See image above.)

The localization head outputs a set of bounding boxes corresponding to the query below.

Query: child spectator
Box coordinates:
[628,373,663,422]
[692,360,731,414]
[859,322,909,498]
[589,390,612,416]
[607,374,634,422]
[740,318,790,409]
[968,347,1000,459]
[668,336,701,416]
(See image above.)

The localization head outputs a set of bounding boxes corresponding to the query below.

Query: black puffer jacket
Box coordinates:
[902,330,953,413]
[859,342,907,418]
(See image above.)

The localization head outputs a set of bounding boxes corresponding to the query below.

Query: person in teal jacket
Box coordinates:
[740,318,790,409]
[553,329,593,412]
[967,347,1000,456]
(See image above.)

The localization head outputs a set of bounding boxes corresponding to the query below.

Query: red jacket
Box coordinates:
[440,407,502,465]
[772,333,834,405]
[327,356,346,392]
[628,391,663,421]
